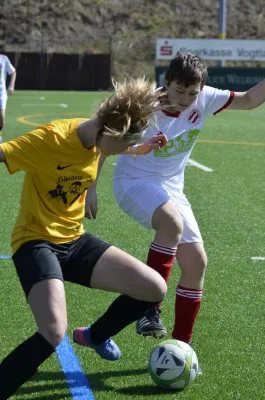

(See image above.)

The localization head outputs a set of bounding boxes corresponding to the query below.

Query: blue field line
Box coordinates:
[0,255,11,259]
[56,334,95,399]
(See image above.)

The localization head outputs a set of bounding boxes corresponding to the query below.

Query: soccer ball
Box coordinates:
[148,339,199,390]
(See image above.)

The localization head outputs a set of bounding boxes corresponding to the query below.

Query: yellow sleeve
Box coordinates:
[0,127,51,174]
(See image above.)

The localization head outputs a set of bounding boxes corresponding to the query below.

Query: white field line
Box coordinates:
[251,257,265,261]
[13,96,46,100]
[22,103,68,108]
[187,159,213,172]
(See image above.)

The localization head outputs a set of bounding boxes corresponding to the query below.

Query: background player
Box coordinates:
[0,53,16,143]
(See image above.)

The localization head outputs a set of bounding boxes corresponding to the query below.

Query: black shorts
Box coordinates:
[12,233,112,298]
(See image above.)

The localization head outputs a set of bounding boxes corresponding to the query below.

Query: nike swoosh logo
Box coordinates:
[57,164,73,170]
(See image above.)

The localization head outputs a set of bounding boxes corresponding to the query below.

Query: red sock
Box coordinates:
[147,242,177,307]
[172,285,203,343]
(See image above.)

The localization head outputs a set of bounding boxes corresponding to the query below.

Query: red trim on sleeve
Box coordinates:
[213,91,234,115]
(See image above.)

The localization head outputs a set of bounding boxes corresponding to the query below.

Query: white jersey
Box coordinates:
[0,55,15,94]
[114,85,233,192]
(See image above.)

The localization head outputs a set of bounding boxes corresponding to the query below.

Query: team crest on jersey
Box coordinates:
[187,109,201,125]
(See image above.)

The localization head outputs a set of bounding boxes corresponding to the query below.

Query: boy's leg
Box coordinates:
[136,200,182,338]
[113,181,178,338]
[173,242,206,343]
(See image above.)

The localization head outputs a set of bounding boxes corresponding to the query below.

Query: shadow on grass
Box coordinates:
[14,374,71,399]
[88,368,179,396]
[14,368,180,398]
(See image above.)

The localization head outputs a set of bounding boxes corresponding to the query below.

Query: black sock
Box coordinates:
[0,332,54,399]
[90,295,157,344]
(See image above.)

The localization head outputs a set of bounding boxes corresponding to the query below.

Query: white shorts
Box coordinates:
[113,178,203,244]
[0,93,7,110]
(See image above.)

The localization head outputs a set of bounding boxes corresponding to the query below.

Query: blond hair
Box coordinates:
[96,77,158,145]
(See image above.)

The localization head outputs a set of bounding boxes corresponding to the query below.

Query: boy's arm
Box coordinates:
[229,78,265,110]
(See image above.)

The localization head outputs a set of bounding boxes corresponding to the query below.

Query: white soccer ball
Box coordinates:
[148,339,199,390]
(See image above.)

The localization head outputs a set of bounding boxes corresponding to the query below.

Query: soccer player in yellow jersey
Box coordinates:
[0,78,168,398]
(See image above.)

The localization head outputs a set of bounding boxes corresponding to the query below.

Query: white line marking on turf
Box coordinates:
[22,103,68,108]
[13,96,46,100]
[251,257,265,261]
[187,159,213,172]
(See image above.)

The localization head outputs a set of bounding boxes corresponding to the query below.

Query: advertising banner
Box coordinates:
[155,66,265,91]
[156,39,265,61]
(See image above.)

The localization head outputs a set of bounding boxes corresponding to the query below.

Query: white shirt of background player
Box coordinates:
[0,55,16,96]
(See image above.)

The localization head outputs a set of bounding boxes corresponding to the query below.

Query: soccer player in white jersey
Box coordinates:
[86,52,265,347]
[0,54,16,143]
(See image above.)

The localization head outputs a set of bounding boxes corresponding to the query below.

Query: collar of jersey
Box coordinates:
[161,109,181,118]
[157,87,181,118]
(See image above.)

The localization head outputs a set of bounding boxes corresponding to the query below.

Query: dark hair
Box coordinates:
[165,52,208,89]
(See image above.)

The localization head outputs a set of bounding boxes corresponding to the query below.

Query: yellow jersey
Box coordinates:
[1,118,99,254]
